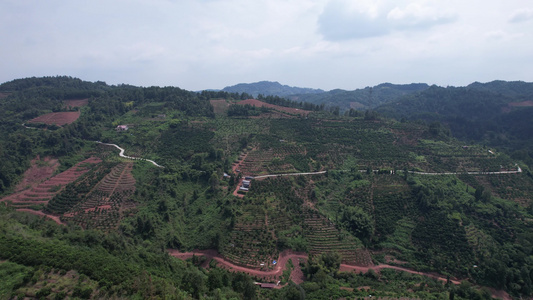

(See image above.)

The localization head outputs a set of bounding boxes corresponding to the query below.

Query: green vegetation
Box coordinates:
[1,76,532,299]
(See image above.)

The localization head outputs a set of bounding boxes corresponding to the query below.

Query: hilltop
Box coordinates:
[0,76,532,299]
[221,80,325,98]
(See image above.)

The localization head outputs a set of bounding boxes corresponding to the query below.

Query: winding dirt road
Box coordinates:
[169,249,459,283]
[169,249,512,299]
[15,208,65,225]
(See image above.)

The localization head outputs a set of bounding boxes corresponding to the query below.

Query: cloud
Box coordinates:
[387,3,457,30]
[509,8,533,23]
[318,0,456,41]
[318,1,389,40]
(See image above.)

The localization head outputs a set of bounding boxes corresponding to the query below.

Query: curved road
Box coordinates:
[16,208,65,225]
[169,249,511,299]
[169,249,460,284]
[95,141,164,168]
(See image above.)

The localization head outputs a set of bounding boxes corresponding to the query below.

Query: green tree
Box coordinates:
[340,206,374,244]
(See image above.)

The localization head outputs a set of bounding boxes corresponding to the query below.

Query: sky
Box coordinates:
[1,0,533,91]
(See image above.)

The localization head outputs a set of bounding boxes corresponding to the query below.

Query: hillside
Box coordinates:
[375,81,533,166]
[221,81,325,97]
[0,76,532,299]
[288,82,430,111]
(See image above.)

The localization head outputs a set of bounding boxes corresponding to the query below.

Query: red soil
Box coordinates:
[63,99,88,108]
[509,100,533,107]
[210,99,230,115]
[169,248,508,295]
[232,150,253,198]
[0,92,10,99]
[289,258,306,284]
[339,264,462,285]
[0,157,102,207]
[28,111,81,126]
[16,208,65,225]
[238,99,310,116]
[14,156,59,193]
[169,249,307,282]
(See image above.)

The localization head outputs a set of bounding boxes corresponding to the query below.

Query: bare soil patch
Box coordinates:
[0,92,10,99]
[384,255,408,265]
[14,156,59,193]
[28,111,81,126]
[1,157,101,207]
[289,258,306,284]
[169,249,307,281]
[238,99,310,116]
[210,99,231,115]
[64,98,88,108]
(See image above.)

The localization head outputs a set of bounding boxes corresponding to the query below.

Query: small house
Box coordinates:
[259,283,277,289]
[116,125,129,131]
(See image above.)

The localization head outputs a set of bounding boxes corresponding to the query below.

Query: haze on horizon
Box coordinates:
[1,0,533,91]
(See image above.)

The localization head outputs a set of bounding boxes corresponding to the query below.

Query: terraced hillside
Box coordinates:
[60,162,137,231]
[0,157,102,209]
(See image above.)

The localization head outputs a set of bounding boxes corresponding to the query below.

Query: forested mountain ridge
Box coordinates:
[221,81,325,97]
[220,81,429,111]
[467,80,533,98]
[375,81,533,166]
[1,76,533,299]
[289,82,430,111]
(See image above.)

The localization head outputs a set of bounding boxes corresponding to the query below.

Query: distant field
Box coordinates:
[28,111,81,126]
[64,98,88,108]
[238,99,310,116]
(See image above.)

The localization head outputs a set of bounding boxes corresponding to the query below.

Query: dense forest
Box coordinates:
[1,76,532,299]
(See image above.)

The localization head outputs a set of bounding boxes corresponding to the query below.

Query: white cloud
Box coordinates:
[318,0,456,41]
[509,8,533,23]
[387,3,456,29]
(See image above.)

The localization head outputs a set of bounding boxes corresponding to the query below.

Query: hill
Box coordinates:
[288,82,430,111]
[221,81,325,97]
[0,76,532,299]
[375,81,533,166]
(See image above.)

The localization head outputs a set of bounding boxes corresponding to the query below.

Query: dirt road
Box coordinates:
[169,249,512,298]
[15,208,65,225]
[169,249,459,283]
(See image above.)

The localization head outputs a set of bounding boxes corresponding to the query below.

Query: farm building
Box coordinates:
[242,180,250,188]
[239,186,249,192]
[116,125,129,131]
[259,283,277,289]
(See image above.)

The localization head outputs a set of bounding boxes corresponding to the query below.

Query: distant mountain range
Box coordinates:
[288,83,430,111]
[221,80,533,157]
[220,80,533,113]
[220,81,430,111]
[221,81,324,98]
